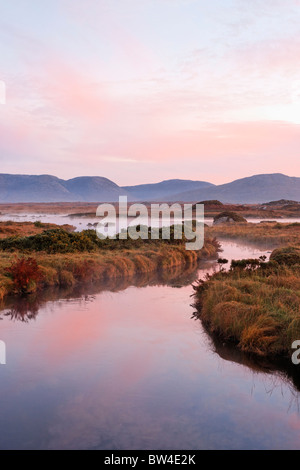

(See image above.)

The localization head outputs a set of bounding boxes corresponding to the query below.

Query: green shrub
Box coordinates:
[270,246,300,266]
[0,225,201,254]
[34,221,44,228]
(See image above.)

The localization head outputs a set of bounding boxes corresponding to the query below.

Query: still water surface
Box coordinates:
[1,212,300,232]
[0,240,300,450]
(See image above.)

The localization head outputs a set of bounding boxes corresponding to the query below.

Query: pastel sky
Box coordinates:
[0,0,300,185]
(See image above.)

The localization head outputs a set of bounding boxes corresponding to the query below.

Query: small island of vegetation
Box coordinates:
[0,221,220,300]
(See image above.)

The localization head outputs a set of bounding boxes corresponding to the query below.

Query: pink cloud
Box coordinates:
[1,4,300,184]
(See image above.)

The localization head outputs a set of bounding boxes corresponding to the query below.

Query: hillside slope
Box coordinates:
[170,174,300,203]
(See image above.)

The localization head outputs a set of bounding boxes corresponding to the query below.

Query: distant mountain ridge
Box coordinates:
[169,174,300,203]
[0,173,299,203]
[0,174,213,203]
[0,174,132,202]
[122,179,214,201]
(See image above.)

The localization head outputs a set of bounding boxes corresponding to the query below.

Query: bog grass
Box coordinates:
[0,224,220,299]
[206,221,300,246]
[193,246,300,358]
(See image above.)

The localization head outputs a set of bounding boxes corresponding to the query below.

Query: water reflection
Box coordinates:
[0,259,216,322]
[1,239,299,449]
[1,212,300,233]
[0,238,270,323]
[198,323,300,393]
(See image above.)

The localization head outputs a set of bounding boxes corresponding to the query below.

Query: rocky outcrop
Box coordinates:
[213,211,247,225]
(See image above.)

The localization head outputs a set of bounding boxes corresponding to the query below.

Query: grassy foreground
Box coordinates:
[0,224,220,300]
[193,246,300,358]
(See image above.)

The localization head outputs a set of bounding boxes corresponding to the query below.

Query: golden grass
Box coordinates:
[194,223,300,359]
[0,221,75,238]
[193,261,300,358]
[206,221,300,247]
[0,237,219,299]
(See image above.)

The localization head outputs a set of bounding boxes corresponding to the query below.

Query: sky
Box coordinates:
[0,0,300,185]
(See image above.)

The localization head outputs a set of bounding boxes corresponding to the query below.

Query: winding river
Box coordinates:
[0,239,300,450]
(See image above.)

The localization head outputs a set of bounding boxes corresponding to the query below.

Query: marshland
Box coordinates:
[0,203,300,450]
[0,220,219,300]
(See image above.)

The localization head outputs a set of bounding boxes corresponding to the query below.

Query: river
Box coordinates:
[0,239,300,450]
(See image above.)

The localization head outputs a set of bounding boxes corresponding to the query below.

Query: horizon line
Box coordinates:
[0,171,299,188]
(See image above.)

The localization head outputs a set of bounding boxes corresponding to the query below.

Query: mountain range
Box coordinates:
[167,173,300,204]
[0,174,131,203]
[122,179,214,201]
[0,173,299,204]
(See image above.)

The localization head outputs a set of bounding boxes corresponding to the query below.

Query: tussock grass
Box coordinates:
[0,228,220,298]
[206,221,300,247]
[193,248,300,358]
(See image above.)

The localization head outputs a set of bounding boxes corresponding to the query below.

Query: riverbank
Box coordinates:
[193,245,300,358]
[0,224,220,300]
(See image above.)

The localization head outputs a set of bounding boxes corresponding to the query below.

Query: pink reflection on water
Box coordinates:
[0,240,300,449]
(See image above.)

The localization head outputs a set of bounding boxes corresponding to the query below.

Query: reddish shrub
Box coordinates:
[6,257,43,294]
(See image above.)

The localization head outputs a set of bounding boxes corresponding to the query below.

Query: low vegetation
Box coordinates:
[0,223,220,299]
[270,246,300,266]
[193,246,300,358]
[0,220,75,238]
[206,221,300,247]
